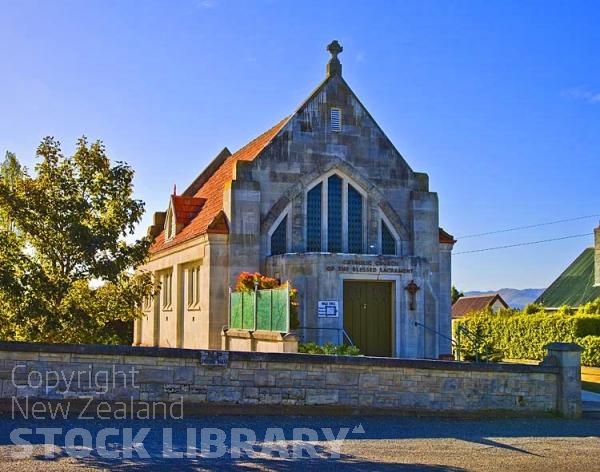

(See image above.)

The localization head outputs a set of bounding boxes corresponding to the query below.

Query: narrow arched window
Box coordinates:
[381,220,396,255]
[306,183,322,251]
[347,184,363,253]
[327,175,343,252]
[270,215,287,255]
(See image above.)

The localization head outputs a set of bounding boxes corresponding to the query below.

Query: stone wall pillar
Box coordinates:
[438,243,454,357]
[545,342,582,419]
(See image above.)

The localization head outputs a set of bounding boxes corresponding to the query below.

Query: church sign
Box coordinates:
[325,259,414,274]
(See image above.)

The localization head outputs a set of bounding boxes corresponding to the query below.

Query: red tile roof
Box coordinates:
[451,294,509,318]
[150,117,289,253]
[171,196,206,226]
[439,227,456,244]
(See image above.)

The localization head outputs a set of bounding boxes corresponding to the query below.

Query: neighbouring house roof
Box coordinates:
[150,117,290,253]
[452,294,509,319]
[535,247,600,308]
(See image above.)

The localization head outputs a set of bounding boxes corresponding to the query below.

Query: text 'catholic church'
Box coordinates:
[136,41,456,359]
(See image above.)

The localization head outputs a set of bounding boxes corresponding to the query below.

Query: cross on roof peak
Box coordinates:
[327,40,343,59]
[326,40,343,78]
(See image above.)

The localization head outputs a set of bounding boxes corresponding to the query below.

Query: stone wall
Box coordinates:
[0,342,581,418]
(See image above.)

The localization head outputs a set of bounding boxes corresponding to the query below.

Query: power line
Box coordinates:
[457,214,600,239]
[452,232,593,255]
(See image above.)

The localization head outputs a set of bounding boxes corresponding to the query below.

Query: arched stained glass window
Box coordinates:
[381,220,396,255]
[271,215,287,255]
[305,174,368,254]
[327,175,342,252]
[307,183,322,252]
[347,185,363,253]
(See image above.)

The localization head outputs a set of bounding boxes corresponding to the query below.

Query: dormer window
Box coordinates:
[165,207,175,241]
[163,195,206,243]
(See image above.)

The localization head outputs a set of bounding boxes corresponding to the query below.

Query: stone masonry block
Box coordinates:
[326,371,359,386]
[274,371,293,387]
[174,367,195,384]
[136,368,174,384]
[306,389,338,405]
[207,387,241,403]
[254,370,275,387]
[359,373,380,390]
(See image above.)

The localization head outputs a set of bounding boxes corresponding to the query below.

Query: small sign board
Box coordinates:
[318,300,339,317]
[201,350,230,366]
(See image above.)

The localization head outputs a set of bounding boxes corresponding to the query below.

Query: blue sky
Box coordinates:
[1,0,599,291]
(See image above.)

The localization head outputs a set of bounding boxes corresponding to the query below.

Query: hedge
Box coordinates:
[580,336,600,367]
[454,311,600,366]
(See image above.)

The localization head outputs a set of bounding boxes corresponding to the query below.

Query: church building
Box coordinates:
[136,41,456,359]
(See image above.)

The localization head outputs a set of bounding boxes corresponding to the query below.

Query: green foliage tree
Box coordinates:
[0,137,154,344]
[0,151,25,232]
[451,285,464,304]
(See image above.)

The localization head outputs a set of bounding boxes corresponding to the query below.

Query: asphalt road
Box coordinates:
[0,412,599,471]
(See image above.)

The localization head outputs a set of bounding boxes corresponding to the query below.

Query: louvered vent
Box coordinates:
[330,108,341,132]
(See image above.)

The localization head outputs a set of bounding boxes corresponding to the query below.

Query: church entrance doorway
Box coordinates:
[343,281,393,357]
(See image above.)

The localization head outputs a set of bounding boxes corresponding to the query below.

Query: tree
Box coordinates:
[0,151,25,232]
[451,285,464,304]
[0,137,154,344]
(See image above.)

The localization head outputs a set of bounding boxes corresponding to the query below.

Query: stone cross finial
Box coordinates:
[327,40,343,60]
[326,40,343,77]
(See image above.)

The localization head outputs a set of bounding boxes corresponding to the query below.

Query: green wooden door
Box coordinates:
[343,281,393,357]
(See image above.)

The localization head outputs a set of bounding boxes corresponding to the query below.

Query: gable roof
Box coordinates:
[148,46,435,255]
[150,117,289,253]
[452,294,509,318]
[536,247,600,307]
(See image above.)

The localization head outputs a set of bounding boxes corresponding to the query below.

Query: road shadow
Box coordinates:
[1,413,599,469]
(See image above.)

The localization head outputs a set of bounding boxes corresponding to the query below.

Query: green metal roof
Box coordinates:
[536,247,600,307]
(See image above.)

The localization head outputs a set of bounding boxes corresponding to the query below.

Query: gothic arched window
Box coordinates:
[305,173,365,254]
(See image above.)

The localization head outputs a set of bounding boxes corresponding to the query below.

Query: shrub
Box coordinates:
[298,342,361,356]
[454,304,600,366]
[577,298,600,315]
[523,303,544,315]
[580,336,600,367]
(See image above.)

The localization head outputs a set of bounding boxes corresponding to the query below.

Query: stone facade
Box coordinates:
[0,342,581,418]
[138,41,455,357]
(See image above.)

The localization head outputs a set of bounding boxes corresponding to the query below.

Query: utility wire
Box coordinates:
[457,214,600,239]
[453,232,593,255]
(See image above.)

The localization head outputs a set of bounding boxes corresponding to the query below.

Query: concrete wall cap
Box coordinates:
[545,342,583,352]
